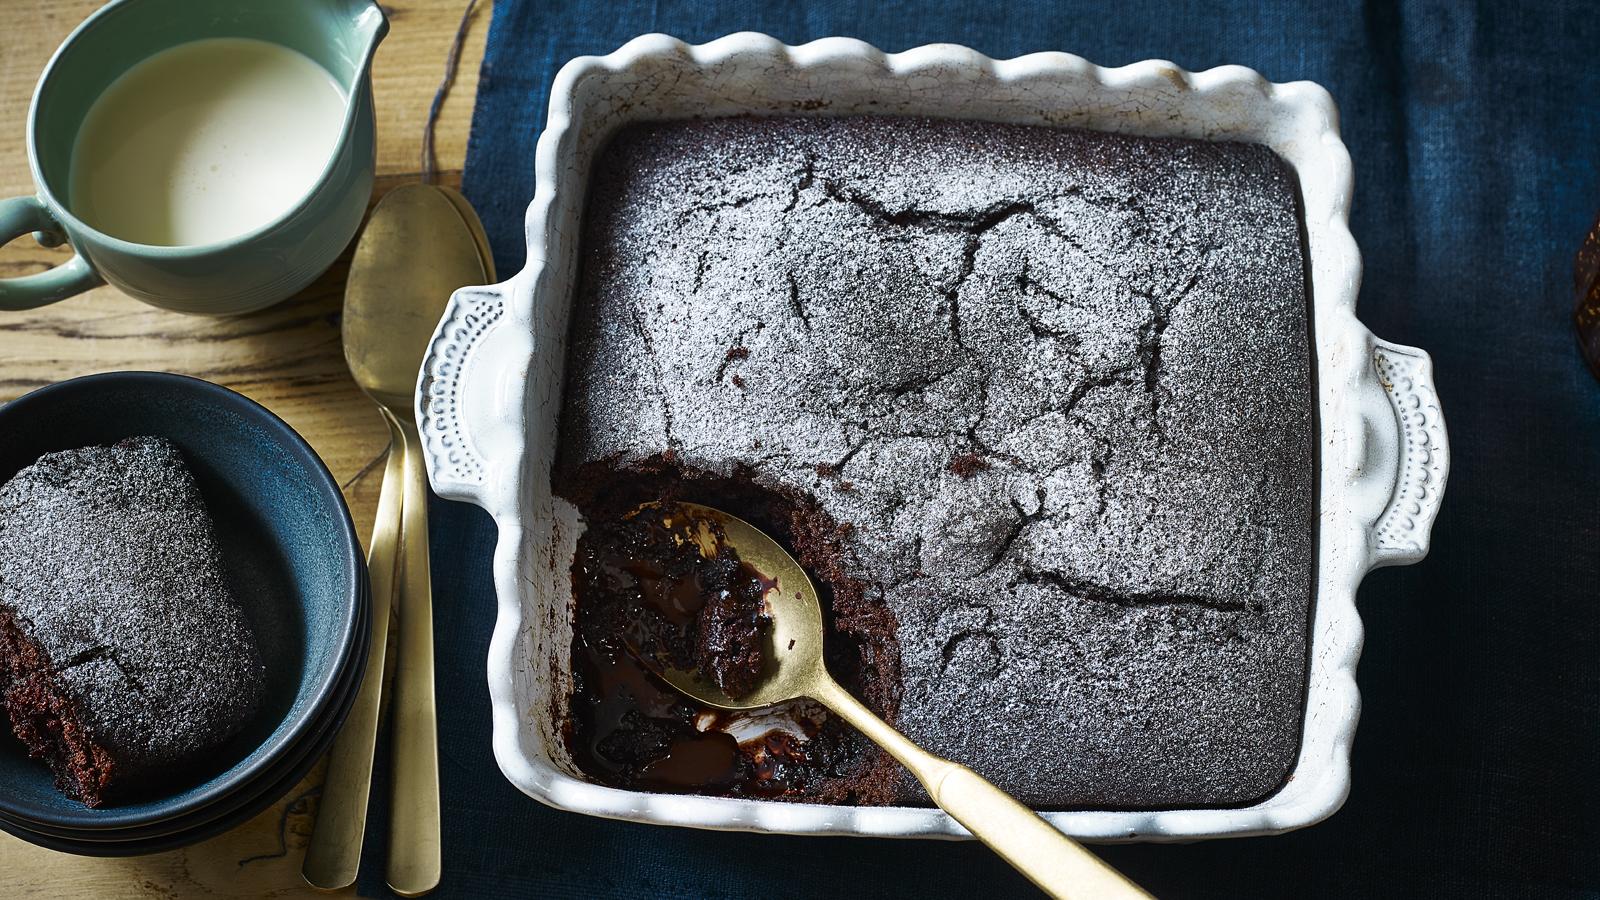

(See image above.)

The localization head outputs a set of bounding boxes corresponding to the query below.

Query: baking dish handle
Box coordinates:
[1368,338,1449,567]
[416,281,511,507]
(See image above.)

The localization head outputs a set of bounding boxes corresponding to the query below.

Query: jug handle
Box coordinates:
[0,196,101,309]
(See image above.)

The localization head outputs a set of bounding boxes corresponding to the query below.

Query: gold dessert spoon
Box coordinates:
[304,183,492,896]
[635,501,1153,900]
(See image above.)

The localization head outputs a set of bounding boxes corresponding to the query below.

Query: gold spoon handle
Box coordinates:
[386,417,441,897]
[302,411,407,890]
[811,678,1152,900]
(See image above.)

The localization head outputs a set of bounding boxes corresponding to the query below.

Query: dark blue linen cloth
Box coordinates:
[362,2,1600,896]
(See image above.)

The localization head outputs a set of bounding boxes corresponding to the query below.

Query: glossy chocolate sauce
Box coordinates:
[568,504,866,795]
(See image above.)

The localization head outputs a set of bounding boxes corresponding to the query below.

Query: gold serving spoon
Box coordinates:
[637,502,1153,900]
[304,183,492,896]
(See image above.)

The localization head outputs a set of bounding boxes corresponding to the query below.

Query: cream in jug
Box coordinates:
[69,37,347,247]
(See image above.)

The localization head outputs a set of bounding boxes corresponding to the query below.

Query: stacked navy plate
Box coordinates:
[0,373,369,855]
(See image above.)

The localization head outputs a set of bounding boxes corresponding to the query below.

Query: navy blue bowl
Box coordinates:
[0,372,366,834]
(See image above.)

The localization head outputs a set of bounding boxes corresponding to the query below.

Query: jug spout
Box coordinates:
[347,0,390,73]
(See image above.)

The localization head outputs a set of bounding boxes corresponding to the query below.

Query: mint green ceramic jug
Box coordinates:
[0,0,388,315]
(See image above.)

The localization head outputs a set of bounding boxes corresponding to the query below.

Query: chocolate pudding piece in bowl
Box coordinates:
[554,114,1316,809]
[0,437,265,808]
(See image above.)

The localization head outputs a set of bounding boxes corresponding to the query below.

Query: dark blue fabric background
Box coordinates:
[363,2,1600,896]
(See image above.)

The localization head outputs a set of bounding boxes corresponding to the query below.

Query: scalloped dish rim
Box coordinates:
[415,32,1449,842]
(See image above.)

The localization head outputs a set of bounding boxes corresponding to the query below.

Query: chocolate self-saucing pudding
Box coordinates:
[555,115,1316,809]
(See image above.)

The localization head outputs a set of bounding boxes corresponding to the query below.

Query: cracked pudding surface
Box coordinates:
[557,115,1316,808]
[0,437,265,806]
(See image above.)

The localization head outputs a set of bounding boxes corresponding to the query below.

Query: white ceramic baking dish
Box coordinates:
[416,33,1448,842]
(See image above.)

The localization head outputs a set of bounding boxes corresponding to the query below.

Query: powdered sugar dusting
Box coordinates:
[559,115,1315,808]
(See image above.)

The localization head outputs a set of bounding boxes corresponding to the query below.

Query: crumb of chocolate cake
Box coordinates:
[948,453,991,479]
[693,577,769,699]
[725,346,750,362]
[558,114,1315,809]
[731,374,746,390]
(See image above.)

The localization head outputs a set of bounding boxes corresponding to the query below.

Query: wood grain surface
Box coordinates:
[0,2,491,896]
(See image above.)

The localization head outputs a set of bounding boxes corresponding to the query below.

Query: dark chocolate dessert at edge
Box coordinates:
[569,503,865,796]
[0,437,265,806]
[557,115,1316,809]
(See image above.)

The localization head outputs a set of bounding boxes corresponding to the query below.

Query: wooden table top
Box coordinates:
[0,3,491,896]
